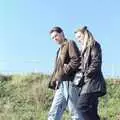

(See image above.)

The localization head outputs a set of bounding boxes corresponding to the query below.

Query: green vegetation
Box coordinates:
[0,73,120,120]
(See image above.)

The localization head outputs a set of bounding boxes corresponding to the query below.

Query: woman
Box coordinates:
[74,26,106,120]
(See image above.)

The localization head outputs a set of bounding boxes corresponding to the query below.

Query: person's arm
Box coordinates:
[63,40,80,74]
[85,42,102,77]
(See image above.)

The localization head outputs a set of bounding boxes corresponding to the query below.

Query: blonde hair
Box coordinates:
[75,26,95,50]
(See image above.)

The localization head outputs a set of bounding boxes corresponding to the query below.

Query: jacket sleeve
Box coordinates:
[85,42,102,77]
[63,40,80,74]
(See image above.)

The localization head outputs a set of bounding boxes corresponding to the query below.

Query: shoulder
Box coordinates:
[93,41,101,48]
[90,40,102,55]
[91,40,101,51]
[68,40,76,44]
[67,40,77,47]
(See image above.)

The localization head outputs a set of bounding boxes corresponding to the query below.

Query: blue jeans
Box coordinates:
[48,81,83,120]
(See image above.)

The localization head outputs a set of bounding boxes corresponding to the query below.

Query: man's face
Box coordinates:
[50,31,64,45]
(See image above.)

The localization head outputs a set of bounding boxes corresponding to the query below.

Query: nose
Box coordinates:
[54,37,58,41]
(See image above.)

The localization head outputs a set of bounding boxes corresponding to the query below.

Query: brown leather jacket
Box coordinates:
[49,39,80,89]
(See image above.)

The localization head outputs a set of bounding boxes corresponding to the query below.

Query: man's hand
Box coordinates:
[55,80,60,90]
[63,64,68,74]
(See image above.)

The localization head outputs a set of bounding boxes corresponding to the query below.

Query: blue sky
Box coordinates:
[0,0,120,77]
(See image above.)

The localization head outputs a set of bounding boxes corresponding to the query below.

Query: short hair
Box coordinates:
[49,26,63,34]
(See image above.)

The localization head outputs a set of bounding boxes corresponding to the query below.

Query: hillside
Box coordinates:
[0,73,120,120]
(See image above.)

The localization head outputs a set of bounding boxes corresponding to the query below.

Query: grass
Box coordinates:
[0,73,120,120]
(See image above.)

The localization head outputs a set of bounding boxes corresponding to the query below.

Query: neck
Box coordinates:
[60,38,66,46]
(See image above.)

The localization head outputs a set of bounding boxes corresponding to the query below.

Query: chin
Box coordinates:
[56,41,60,45]
[58,42,61,45]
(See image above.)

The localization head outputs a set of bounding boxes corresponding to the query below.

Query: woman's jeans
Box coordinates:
[48,81,83,120]
[77,93,100,120]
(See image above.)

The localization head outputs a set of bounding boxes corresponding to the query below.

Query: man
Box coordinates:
[48,26,82,120]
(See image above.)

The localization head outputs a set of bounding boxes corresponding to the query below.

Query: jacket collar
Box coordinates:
[60,39,68,47]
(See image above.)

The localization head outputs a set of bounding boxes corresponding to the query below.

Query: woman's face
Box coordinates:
[75,31,84,45]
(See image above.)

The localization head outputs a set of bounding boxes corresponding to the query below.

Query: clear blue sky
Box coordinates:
[0,0,120,77]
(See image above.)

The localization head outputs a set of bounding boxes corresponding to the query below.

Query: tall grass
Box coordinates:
[0,74,120,120]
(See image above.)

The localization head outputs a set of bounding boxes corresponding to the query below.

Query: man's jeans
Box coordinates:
[48,81,83,120]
